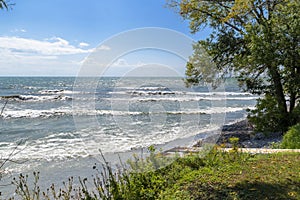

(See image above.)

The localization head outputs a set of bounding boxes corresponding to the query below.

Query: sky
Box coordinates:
[0,0,211,76]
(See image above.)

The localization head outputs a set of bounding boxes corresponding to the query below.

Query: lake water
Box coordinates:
[0,77,257,197]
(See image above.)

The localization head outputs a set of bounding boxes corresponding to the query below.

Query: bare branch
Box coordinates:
[0,140,28,177]
[0,100,8,117]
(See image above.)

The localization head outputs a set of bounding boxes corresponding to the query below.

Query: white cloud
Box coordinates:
[0,36,111,76]
[11,28,27,33]
[112,59,129,67]
[98,45,111,50]
[79,42,90,47]
[111,59,146,67]
[0,36,96,56]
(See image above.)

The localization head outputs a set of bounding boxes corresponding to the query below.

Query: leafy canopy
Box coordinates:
[168,0,300,132]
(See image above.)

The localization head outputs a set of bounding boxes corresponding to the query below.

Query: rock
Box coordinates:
[253,132,265,140]
[221,120,253,132]
[193,119,283,149]
[193,139,203,147]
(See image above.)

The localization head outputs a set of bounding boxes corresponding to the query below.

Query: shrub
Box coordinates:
[229,137,239,151]
[248,94,300,133]
[269,141,281,149]
[247,94,286,133]
[281,123,300,149]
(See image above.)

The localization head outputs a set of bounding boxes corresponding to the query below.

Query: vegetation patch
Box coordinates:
[281,123,300,149]
[6,148,300,200]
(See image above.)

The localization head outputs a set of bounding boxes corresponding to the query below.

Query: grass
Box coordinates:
[160,151,300,199]
[6,148,300,200]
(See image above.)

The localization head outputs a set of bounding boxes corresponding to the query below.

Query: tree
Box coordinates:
[0,0,14,10]
[0,0,8,9]
[168,0,300,132]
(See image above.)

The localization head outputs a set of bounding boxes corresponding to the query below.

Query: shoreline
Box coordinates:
[164,119,284,155]
[194,119,283,149]
[219,119,282,148]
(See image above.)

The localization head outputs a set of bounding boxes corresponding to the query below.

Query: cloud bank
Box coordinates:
[0,36,109,76]
[0,36,93,55]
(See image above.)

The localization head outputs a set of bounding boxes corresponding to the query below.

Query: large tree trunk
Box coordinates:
[268,65,290,131]
[290,92,296,113]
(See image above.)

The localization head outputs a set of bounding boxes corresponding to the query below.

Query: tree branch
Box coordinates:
[216,1,246,26]
[192,7,244,34]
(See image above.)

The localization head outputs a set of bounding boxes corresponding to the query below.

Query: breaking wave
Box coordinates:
[0,94,72,102]
[1,106,254,119]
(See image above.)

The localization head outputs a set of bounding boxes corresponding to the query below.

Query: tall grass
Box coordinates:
[6,146,300,199]
[6,146,251,200]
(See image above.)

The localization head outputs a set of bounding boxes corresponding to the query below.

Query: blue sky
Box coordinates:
[0,0,210,76]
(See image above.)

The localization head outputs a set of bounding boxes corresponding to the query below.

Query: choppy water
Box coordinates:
[0,77,257,197]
